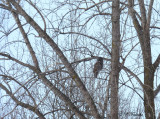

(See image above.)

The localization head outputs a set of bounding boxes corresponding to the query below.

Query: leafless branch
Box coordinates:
[0,52,36,71]
[8,1,102,118]
[153,54,160,71]
[0,83,45,119]
[154,84,160,97]
[121,66,144,88]
[11,11,40,68]
[147,0,154,28]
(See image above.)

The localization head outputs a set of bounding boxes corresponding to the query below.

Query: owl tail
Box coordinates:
[94,72,98,78]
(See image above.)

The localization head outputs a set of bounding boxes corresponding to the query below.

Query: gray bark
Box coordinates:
[110,0,120,118]
[128,0,156,118]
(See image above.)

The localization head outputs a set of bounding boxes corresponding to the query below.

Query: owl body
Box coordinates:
[93,57,103,78]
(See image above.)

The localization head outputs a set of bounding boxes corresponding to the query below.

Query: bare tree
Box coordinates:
[0,0,160,119]
[127,0,160,118]
[0,0,100,119]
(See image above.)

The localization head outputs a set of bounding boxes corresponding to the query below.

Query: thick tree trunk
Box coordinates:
[128,0,155,118]
[144,68,155,119]
[110,0,120,118]
[143,31,155,119]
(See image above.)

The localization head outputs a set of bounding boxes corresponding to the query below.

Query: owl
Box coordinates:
[93,57,103,78]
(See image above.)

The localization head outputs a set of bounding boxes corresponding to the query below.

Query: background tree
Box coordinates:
[128,0,160,118]
[0,0,160,119]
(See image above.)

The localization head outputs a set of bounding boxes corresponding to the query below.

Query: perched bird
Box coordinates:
[93,57,103,78]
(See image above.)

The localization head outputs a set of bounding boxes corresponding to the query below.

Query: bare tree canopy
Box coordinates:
[0,0,160,119]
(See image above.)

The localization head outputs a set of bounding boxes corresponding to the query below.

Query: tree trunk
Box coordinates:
[128,0,156,118]
[110,0,120,118]
[143,31,155,119]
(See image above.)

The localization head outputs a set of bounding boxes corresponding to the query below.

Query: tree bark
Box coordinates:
[110,0,120,118]
[128,0,155,118]
[8,0,101,118]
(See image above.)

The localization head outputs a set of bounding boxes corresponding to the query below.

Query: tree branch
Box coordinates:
[138,0,147,28]
[0,83,45,119]
[9,0,101,118]
[37,74,87,119]
[1,75,37,106]
[128,0,143,43]
[153,54,160,71]
[26,0,46,32]
[0,52,36,71]
[0,3,18,13]
[147,0,154,29]
[11,11,40,68]
[60,31,111,55]
[154,84,160,97]
[121,65,144,88]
